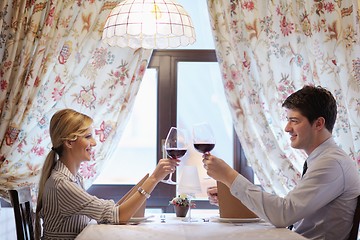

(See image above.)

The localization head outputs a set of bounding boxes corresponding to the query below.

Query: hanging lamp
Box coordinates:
[102,0,196,49]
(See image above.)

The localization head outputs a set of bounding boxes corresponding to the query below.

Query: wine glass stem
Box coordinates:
[188,199,192,221]
[167,172,173,181]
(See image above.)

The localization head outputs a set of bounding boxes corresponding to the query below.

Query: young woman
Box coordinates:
[35,109,179,239]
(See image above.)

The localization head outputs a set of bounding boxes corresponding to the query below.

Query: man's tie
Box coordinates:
[302,161,308,177]
[288,161,309,230]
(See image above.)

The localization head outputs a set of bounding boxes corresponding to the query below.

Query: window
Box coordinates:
[88,0,255,211]
[89,50,254,211]
[176,61,234,196]
[94,69,158,185]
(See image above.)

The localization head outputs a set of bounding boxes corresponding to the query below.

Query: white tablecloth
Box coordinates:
[75,212,308,240]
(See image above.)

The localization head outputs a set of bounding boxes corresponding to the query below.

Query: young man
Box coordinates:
[203,85,360,240]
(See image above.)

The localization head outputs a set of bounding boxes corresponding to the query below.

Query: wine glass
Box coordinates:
[161,127,189,185]
[192,122,215,154]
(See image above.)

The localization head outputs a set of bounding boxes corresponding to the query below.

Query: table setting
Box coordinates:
[76,125,308,240]
[75,210,308,240]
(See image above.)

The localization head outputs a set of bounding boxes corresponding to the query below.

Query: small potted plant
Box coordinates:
[169,194,195,217]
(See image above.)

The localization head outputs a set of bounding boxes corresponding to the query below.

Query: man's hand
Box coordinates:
[207,186,219,206]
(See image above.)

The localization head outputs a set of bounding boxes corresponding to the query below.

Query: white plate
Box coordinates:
[129,215,155,223]
[215,217,261,223]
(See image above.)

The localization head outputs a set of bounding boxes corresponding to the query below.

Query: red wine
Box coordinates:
[194,143,215,153]
[166,148,187,159]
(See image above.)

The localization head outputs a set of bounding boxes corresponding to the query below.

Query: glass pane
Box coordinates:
[176,62,234,199]
[176,0,214,50]
[94,69,158,184]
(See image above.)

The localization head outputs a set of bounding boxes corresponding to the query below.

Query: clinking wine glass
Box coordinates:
[193,122,215,180]
[161,127,189,185]
[193,122,215,154]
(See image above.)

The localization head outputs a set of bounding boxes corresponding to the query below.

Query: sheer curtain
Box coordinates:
[0,0,152,199]
[207,0,360,196]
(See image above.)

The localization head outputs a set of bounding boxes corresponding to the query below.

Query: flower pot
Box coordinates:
[174,205,189,217]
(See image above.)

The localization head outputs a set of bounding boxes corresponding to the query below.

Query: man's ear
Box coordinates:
[315,117,325,130]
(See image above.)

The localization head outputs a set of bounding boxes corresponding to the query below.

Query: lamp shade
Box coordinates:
[102,0,196,49]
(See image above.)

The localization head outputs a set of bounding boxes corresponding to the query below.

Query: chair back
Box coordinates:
[348,195,360,240]
[8,187,34,240]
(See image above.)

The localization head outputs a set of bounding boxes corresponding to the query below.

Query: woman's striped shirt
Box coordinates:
[41,161,120,239]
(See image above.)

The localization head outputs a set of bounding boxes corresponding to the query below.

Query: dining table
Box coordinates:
[75,210,309,240]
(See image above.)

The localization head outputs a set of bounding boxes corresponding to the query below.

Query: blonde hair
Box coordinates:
[35,109,93,240]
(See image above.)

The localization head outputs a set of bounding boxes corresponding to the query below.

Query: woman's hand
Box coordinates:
[151,158,180,182]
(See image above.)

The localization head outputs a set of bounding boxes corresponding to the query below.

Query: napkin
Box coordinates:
[217,181,258,219]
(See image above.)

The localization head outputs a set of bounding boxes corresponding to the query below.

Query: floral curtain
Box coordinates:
[0,0,152,200]
[207,0,360,196]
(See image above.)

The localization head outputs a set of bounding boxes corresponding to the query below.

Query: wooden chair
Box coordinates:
[8,187,34,240]
[348,195,360,240]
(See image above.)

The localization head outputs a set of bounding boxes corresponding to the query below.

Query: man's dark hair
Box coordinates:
[282,85,337,133]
